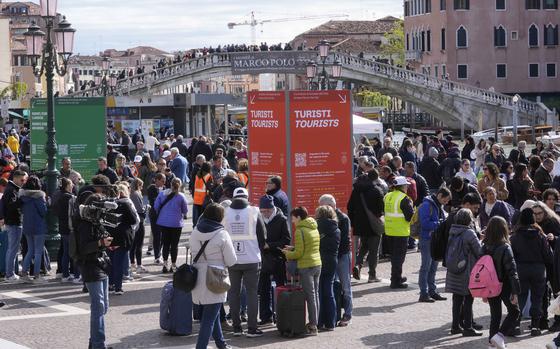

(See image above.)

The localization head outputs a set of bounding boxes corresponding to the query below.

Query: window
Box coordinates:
[529,63,539,77]
[441,28,446,49]
[526,0,541,9]
[496,0,506,9]
[406,33,410,50]
[441,0,446,10]
[529,25,539,46]
[458,64,468,79]
[544,0,558,9]
[547,63,557,77]
[426,0,432,12]
[442,64,447,78]
[497,64,507,78]
[544,24,559,45]
[457,26,467,47]
[511,31,518,40]
[405,1,410,16]
[494,26,507,47]
[427,30,432,51]
[88,70,93,75]
[435,65,439,78]
[421,31,426,51]
[454,0,469,9]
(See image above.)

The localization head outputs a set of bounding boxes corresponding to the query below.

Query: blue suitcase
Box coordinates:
[0,230,7,275]
[160,281,193,335]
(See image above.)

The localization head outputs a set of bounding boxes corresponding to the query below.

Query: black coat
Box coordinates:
[317,218,341,262]
[461,143,475,161]
[507,177,533,210]
[449,184,479,209]
[96,168,118,184]
[534,166,553,194]
[263,209,291,261]
[171,141,188,158]
[508,148,528,165]
[347,175,384,237]
[411,173,430,207]
[76,220,109,283]
[1,181,21,225]
[54,191,74,235]
[192,142,213,162]
[511,226,553,265]
[419,157,443,190]
[482,243,521,295]
[106,198,139,250]
[336,209,351,257]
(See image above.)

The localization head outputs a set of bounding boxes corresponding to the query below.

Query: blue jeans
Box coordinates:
[5,225,22,277]
[61,235,71,278]
[22,233,45,276]
[108,248,128,291]
[418,238,439,297]
[318,258,337,329]
[86,278,109,349]
[336,253,353,318]
[196,303,226,349]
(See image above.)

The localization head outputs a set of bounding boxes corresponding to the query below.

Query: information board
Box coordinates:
[31,98,107,182]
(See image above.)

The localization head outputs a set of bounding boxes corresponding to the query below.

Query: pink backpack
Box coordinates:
[469,255,503,298]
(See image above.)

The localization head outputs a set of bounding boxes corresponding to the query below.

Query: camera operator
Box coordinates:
[106,183,139,295]
[75,192,113,349]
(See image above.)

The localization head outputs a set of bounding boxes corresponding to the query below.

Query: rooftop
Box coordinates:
[0,1,42,16]
[297,16,400,36]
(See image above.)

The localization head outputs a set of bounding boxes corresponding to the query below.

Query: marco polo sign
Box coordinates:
[230,51,317,75]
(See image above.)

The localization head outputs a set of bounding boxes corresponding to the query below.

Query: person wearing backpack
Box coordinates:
[510,208,553,336]
[444,208,483,336]
[481,216,521,349]
[418,187,451,303]
[54,178,78,282]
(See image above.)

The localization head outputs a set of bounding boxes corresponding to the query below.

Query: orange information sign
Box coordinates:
[289,90,353,213]
[246,91,288,205]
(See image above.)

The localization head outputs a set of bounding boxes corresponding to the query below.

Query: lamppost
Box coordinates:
[306,40,342,90]
[24,0,75,197]
[94,57,117,96]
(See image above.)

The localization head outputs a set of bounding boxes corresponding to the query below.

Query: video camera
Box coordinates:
[79,199,122,229]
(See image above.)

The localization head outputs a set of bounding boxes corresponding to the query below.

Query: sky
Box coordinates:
[54,0,402,55]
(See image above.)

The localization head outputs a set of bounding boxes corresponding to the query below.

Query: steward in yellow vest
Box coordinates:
[384,176,414,289]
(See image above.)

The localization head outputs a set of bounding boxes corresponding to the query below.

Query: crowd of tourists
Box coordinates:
[6,124,560,349]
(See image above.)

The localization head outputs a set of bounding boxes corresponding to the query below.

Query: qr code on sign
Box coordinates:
[251,152,259,166]
[295,153,307,168]
[58,144,69,156]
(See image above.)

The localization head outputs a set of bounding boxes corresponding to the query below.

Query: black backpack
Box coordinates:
[431,217,450,264]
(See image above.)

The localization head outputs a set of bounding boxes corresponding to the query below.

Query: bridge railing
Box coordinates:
[334,53,541,114]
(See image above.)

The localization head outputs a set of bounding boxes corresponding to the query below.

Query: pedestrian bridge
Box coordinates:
[67,51,552,130]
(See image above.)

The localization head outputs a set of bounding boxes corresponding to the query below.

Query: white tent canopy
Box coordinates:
[353,114,383,139]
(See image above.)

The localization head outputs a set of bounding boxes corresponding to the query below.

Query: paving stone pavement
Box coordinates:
[1,230,558,349]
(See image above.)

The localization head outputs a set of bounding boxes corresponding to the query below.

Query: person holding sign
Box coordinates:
[223,188,267,338]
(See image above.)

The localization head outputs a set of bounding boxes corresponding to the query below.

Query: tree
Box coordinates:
[380,20,405,67]
[357,90,391,108]
[0,82,28,100]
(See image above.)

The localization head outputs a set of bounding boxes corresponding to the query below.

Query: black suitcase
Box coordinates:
[276,283,306,337]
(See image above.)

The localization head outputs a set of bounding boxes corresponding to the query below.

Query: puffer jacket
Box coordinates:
[285,217,321,269]
[191,217,237,305]
[19,189,47,236]
[445,224,482,296]
[482,243,521,295]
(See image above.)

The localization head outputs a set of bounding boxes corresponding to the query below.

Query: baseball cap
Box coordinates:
[134,155,142,163]
[233,187,249,198]
[162,150,171,158]
[393,176,410,186]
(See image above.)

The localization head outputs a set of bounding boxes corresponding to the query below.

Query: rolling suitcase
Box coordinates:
[160,281,193,335]
[276,282,307,337]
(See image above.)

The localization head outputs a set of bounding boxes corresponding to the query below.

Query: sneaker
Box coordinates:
[136,265,148,273]
[258,319,273,326]
[390,282,408,289]
[73,277,83,284]
[419,295,435,303]
[490,333,506,349]
[61,276,74,283]
[114,290,124,295]
[246,328,264,338]
[450,327,463,335]
[155,258,162,264]
[337,315,352,327]
[530,327,542,336]
[368,276,381,283]
[221,321,234,332]
[169,265,176,273]
[123,275,134,283]
[462,328,483,337]
[232,326,244,336]
[352,266,361,280]
[4,275,20,282]
[546,342,559,349]
[472,322,484,331]
[32,276,47,284]
[162,265,169,274]
[82,285,89,293]
[217,344,233,349]
[305,325,318,336]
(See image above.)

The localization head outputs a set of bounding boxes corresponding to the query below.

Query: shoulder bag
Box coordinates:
[155,192,177,221]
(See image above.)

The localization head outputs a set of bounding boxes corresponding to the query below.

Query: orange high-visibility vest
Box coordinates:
[193,174,212,205]
[238,172,249,188]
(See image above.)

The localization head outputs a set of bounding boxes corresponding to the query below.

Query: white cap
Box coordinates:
[162,150,171,158]
[233,187,249,198]
[393,176,410,186]
[134,155,142,163]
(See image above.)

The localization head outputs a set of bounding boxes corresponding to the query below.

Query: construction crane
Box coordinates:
[227,11,349,45]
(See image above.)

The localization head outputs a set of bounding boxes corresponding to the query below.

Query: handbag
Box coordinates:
[360,193,384,236]
[172,239,210,293]
[202,234,231,293]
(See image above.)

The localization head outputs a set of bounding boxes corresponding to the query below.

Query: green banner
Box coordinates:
[31,98,106,182]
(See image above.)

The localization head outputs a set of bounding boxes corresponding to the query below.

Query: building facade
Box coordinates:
[0,17,11,93]
[404,0,559,99]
